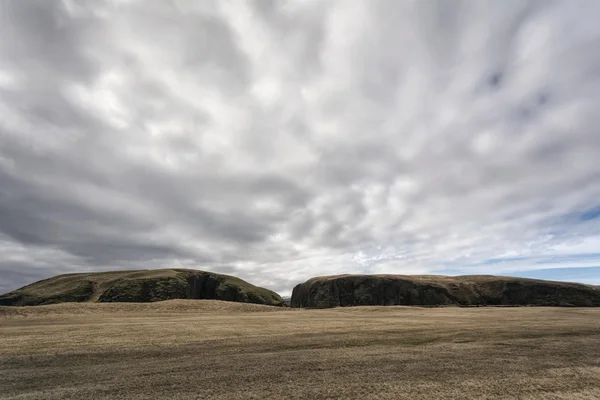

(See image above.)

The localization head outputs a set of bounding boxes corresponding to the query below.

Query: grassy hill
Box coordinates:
[291,274,600,308]
[0,269,284,307]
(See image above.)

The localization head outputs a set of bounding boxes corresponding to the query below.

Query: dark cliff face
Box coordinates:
[290,275,600,308]
[0,269,284,307]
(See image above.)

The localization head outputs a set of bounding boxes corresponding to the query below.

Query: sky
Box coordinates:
[1,0,600,297]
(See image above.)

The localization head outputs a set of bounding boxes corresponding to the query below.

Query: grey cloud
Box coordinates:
[0,263,56,295]
[1,0,600,295]
[0,0,99,81]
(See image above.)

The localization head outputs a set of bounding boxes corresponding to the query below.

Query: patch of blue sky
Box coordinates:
[442,257,533,270]
[439,252,600,278]
[580,205,600,221]
[481,257,530,265]
[534,253,600,264]
[499,266,600,285]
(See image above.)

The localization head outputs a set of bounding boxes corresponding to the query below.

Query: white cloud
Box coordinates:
[0,0,599,295]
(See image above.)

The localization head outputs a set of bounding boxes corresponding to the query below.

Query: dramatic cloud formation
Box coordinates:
[1,0,599,295]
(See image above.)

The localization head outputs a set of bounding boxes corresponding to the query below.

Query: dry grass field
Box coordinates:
[1,301,600,399]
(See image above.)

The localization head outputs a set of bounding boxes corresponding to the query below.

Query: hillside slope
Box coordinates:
[291,274,600,308]
[0,269,284,307]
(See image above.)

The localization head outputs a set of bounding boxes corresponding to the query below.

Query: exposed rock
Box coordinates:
[0,269,284,307]
[291,274,600,308]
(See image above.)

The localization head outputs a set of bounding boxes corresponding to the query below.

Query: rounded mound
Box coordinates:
[0,269,284,307]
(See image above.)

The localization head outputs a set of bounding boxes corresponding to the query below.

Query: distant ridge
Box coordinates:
[291,274,600,308]
[0,269,284,307]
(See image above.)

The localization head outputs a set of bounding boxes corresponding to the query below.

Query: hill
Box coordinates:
[291,274,600,308]
[0,269,284,307]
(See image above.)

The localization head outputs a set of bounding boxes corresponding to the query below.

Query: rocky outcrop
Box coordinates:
[291,274,600,308]
[0,269,284,307]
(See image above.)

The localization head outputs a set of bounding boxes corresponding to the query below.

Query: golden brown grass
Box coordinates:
[1,301,600,399]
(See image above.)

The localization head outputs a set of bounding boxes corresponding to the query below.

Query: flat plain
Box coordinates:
[1,301,600,399]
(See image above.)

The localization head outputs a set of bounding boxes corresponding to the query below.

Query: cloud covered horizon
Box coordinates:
[1,0,600,296]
